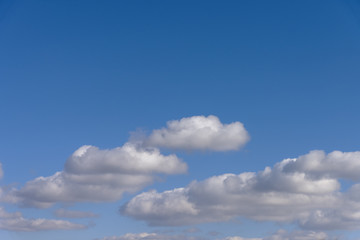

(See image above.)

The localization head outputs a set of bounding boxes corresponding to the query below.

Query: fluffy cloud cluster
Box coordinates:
[121,150,360,230]
[145,115,249,151]
[7,115,248,208]
[12,143,187,208]
[0,207,86,231]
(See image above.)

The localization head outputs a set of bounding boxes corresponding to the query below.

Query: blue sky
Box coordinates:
[1,0,360,239]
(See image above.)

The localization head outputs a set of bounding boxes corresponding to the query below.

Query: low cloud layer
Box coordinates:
[261,229,332,240]
[145,115,249,151]
[121,150,360,231]
[11,143,187,208]
[0,207,86,231]
[98,230,333,240]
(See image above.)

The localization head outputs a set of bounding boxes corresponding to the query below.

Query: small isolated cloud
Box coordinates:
[121,150,360,231]
[11,143,187,208]
[54,208,98,219]
[0,207,86,231]
[145,115,249,151]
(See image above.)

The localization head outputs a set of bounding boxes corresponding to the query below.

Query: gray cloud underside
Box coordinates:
[0,207,86,231]
[121,150,360,231]
[10,143,187,208]
[145,115,249,151]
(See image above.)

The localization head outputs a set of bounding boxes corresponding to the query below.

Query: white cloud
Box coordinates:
[12,143,187,208]
[121,150,360,230]
[120,188,199,226]
[100,233,157,240]
[0,207,86,231]
[254,158,339,194]
[145,115,249,151]
[65,144,186,175]
[283,150,360,181]
[54,208,98,218]
[6,115,248,207]
[122,173,337,226]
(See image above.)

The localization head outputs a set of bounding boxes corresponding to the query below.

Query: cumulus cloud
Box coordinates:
[122,174,337,226]
[54,208,98,219]
[12,143,187,208]
[6,115,248,207]
[0,207,86,231]
[65,144,186,175]
[121,150,360,230]
[121,188,199,226]
[283,150,360,181]
[145,115,249,151]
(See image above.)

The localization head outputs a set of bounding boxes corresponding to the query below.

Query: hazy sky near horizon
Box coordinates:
[1,0,360,239]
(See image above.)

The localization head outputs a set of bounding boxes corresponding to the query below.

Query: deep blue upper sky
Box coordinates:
[1,1,360,239]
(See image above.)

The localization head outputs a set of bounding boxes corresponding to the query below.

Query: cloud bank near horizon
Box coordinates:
[3,115,357,237]
[121,150,360,231]
[98,229,334,240]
